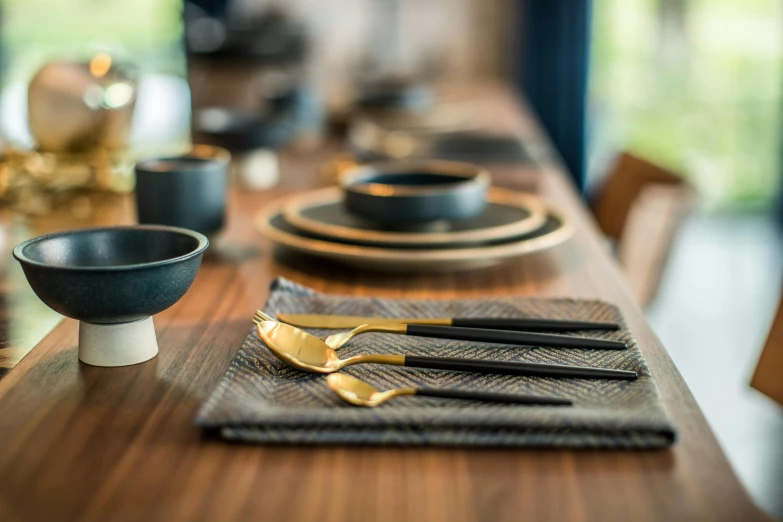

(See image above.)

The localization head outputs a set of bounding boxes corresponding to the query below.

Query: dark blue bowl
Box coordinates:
[341,161,490,226]
[135,145,230,236]
[13,226,208,324]
[193,107,295,152]
[356,79,433,111]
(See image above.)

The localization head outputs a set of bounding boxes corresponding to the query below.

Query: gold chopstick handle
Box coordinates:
[348,354,406,366]
[354,324,409,335]
[275,314,452,328]
[399,318,452,326]
[349,318,451,326]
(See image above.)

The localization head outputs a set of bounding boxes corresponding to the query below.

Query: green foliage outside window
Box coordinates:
[590,0,782,211]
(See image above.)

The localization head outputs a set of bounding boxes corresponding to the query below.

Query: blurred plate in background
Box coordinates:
[256,195,572,272]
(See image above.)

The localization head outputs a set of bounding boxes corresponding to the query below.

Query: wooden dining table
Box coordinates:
[0,85,770,521]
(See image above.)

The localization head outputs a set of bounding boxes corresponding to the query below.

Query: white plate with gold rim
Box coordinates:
[282,187,548,248]
[256,193,572,272]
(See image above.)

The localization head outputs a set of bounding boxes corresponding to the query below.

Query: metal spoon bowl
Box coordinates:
[255,316,402,373]
[327,373,414,407]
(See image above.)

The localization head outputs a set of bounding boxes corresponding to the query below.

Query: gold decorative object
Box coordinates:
[0,53,138,214]
[0,147,134,215]
[28,55,136,153]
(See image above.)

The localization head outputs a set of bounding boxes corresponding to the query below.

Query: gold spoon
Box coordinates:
[252,312,637,380]
[256,311,626,351]
[327,373,573,407]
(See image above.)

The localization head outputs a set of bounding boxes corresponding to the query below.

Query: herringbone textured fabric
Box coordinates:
[196,278,676,448]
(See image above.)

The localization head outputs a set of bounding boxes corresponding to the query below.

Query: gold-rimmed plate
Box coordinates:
[256,195,572,272]
[282,187,548,247]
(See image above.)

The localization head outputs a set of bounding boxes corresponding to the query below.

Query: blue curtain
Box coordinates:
[515,0,592,192]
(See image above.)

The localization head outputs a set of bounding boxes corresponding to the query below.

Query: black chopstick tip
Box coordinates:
[596,368,638,380]
[528,395,572,406]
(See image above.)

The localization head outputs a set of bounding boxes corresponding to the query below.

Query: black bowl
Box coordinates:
[135,145,230,236]
[356,79,433,111]
[13,226,209,324]
[341,161,490,226]
[193,107,295,152]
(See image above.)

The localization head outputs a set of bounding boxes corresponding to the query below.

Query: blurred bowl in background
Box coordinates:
[192,108,288,189]
[348,96,477,161]
[193,107,295,151]
[341,160,490,227]
[355,77,433,112]
[135,145,230,237]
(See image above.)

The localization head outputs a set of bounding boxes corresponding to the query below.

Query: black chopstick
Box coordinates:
[449,317,620,332]
[404,356,637,380]
[403,324,626,350]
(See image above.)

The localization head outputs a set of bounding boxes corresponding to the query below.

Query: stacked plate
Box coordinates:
[255,187,573,272]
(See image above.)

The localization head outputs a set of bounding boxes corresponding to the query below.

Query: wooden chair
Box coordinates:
[591,152,695,307]
[751,293,783,406]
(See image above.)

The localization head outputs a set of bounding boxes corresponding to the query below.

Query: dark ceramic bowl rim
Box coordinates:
[341,160,490,197]
[135,144,231,173]
[13,225,209,272]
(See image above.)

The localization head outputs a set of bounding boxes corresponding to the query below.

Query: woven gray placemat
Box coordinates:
[196,278,676,448]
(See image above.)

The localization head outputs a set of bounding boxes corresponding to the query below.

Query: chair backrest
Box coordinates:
[591,152,695,306]
[751,294,783,407]
[592,153,690,240]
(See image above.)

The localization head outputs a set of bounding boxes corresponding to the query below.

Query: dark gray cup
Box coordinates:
[135,145,230,237]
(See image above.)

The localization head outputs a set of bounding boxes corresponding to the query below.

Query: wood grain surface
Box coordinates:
[0,86,769,522]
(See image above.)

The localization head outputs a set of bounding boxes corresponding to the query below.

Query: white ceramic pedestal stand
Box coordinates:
[78,317,159,367]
